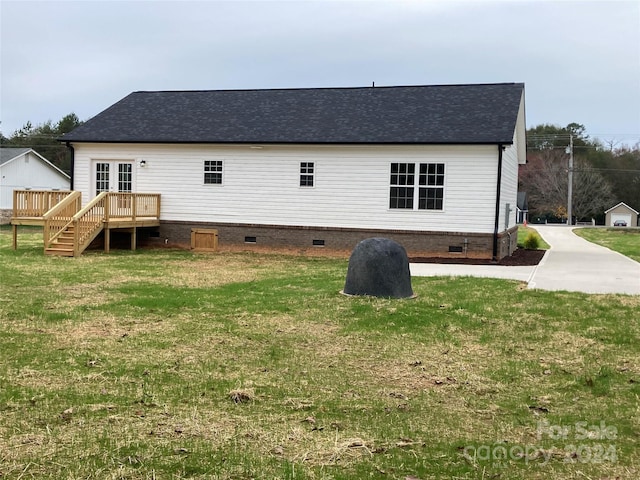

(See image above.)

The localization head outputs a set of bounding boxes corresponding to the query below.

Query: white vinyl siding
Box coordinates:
[72,143,502,233]
[501,140,520,231]
[497,92,527,231]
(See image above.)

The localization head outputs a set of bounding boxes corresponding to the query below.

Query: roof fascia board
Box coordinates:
[62,140,515,146]
[515,90,527,163]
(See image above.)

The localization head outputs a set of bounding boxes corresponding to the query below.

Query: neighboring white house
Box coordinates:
[59,83,527,259]
[605,202,639,227]
[516,192,529,224]
[0,147,70,223]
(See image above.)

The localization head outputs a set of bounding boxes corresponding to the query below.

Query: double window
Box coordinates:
[390,162,445,210]
[204,160,223,184]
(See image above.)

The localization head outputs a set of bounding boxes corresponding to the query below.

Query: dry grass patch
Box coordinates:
[54,284,124,310]
[228,388,255,404]
[158,257,262,288]
[538,330,603,371]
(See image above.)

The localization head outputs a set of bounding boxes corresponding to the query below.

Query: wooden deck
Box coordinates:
[11,190,161,256]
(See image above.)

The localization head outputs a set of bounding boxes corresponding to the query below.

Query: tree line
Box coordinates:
[520,123,639,223]
[1,115,638,223]
[0,113,83,174]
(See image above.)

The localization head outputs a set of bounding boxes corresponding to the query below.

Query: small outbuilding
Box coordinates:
[604,202,638,227]
[0,148,70,224]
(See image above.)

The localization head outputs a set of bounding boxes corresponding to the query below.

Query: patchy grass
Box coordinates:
[1,229,638,479]
[574,227,640,262]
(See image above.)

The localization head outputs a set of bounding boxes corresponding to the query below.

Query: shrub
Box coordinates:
[523,232,541,250]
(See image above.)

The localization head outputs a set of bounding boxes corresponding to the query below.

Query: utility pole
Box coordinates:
[567,133,573,225]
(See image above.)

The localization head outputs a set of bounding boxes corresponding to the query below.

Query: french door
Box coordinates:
[94,161,135,215]
[94,161,134,195]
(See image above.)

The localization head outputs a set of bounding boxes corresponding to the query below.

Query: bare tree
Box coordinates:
[520,149,568,217]
[571,159,615,220]
[520,149,614,220]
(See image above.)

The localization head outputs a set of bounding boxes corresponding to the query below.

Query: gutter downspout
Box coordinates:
[492,144,504,262]
[66,142,75,190]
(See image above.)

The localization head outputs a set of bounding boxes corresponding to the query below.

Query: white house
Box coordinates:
[0,148,70,224]
[59,83,527,259]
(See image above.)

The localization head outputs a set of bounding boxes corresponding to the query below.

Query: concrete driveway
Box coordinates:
[527,225,640,295]
[410,226,640,295]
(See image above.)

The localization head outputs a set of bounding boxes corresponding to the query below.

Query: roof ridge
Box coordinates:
[131,83,524,95]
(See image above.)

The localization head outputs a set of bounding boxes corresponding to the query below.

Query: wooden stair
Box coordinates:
[12,190,161,257]
[45,225,77,257]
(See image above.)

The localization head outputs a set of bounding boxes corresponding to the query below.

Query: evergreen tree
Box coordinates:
[0,114,83,174]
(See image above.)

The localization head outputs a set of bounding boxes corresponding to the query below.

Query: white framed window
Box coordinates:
[418,163,444,210]
[300,162,314,187]
[389,163,415,209]
[96,162,110,193]
[390,162,444,210]
[118,163,133,193]
[204,160,223,184]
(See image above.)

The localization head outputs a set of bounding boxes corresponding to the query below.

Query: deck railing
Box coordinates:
[42,191,82,247]
[13,190,74,218]
[106,193,161,220]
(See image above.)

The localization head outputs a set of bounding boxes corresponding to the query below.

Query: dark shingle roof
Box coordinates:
[60,83,524,145]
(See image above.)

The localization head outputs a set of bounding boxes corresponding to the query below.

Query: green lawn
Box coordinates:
[574,227,640,262]
[1,229,638,479]
[517,225,551,249]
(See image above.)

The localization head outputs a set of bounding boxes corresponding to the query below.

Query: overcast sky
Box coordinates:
[1,0,639,146]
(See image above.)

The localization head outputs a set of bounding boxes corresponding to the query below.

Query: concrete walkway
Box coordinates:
[409,262,536,283]
[410,226,640,295]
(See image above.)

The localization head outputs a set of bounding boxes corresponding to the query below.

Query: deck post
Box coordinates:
[104,227,110,253]
[12,224,17,250]
[131,227,137,251]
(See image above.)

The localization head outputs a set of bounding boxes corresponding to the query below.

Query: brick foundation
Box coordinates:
[154,221,519,260]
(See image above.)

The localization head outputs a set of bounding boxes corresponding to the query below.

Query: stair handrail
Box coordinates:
[42,191,82,249]
[72,192,109,256]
